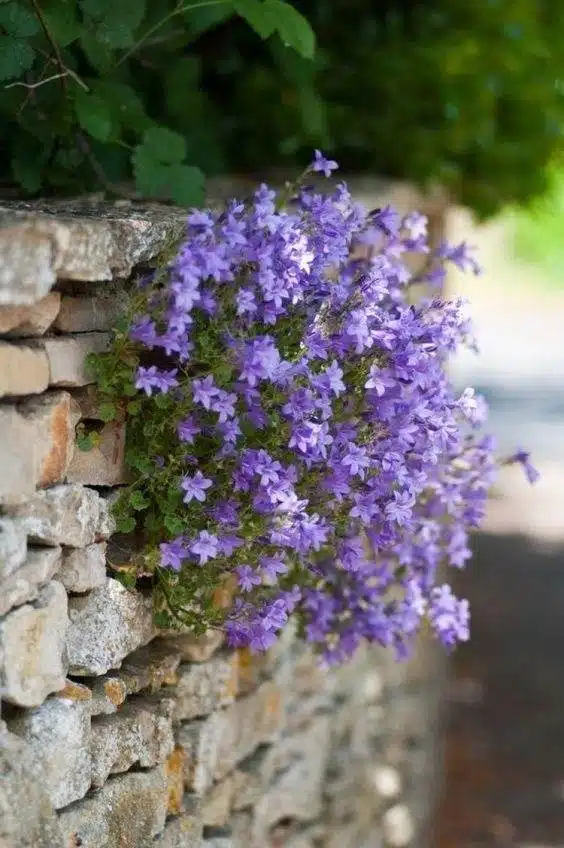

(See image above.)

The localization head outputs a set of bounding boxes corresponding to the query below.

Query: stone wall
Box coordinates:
[0,188,447,848]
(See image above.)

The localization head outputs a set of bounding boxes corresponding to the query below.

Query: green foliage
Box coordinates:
[0,0,314,200]
[194,0,564,217]
[511,164,564,288]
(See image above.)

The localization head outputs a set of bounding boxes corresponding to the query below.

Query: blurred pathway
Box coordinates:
[437,210,564,847]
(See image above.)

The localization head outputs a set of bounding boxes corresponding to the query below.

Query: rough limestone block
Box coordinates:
[153,806,203,848]
[0,405,37,504]
[87,641,182,717]
[156,629,224,663]
[0,200,186,305]
[178,682,284,796]
[66,578,155,675]
[90,694,175,787]
[0,517,27,579]
[4,484,115,547]
[43,332,110,387]
[201,775,237,828]
[65,420,127,486]
[174,651,239,721]
[0,392,80,504]
[213,682,285,782]
[0,292,61,337]
[0,580,68,707]
[7,681,92,809]
[56,542,107,593]
[177,711,226,795]
[57,763,169,848]
[113,640,182,696]
[0,340,49,397]
[251,716,331,844]
[22,391,81,486]
[54,294,121,332]
[0,723,63,847]
[0,546,62,616]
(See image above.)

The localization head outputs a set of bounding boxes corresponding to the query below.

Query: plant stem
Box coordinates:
[29,0,67,93]
[114,0,229,68]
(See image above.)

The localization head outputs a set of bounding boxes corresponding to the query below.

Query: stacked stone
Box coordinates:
[0,198,445,848]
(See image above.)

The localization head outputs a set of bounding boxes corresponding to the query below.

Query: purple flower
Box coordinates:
[341,444,371,478]
[429,585,470,646]
[126,156,529,666]
[384,490,415,526]
[211,390,238,422]
[311,149,338,177]
[181,471,213,504]
[260,554,288,580]
[507,448,540,484]
[235,565,262,592]
[192,375,220,409]
[135,366,178,396]
[160,538,187,571]
[177,416,200,444]
[190,531,219,565]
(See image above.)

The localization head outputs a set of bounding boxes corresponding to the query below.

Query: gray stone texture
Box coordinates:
[57,764,169,848]
[0,391,81,504]
[174,651,238,721]
[0,546,62,616]
[57,542,107,593]
[4,484,115,546]
[7,681,92,808]
[43,332,110,387]
[0,340,49,397]
[54,294,122,333]
[66,578,155,675]
[0,723,63,847]
[0,517,27,579]
[90,694,175,787]
[0,580,68,707]
[0,200,186,305]
[0,291,61,336]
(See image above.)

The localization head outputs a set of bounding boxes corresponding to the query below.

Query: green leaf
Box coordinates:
[139,127,187,164]
[127,399,143,416]
[11,134,49,193]
[164,514,185,535]
[79,31,113,72]
[168,163,205,206]
[116,514,136,533]
[74,89,114,141]
[184,3,235,38]
[76,431,100,451]
[99,401,118,422]
[0,2,40,37]
[114,568,137,589]
[233,0,276,39]
[81,0,146,30]
[129,490,150,511]
[0,36,35,80]
[92,81,150,132]
[265,0,315,58]
[41,1,80,46]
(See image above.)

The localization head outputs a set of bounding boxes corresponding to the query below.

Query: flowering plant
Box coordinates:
[91,152,536,666]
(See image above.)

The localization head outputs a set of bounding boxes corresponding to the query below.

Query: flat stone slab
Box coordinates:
[0,199,187,306]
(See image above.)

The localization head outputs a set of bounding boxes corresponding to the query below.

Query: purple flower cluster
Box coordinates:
[130,154,535,666]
